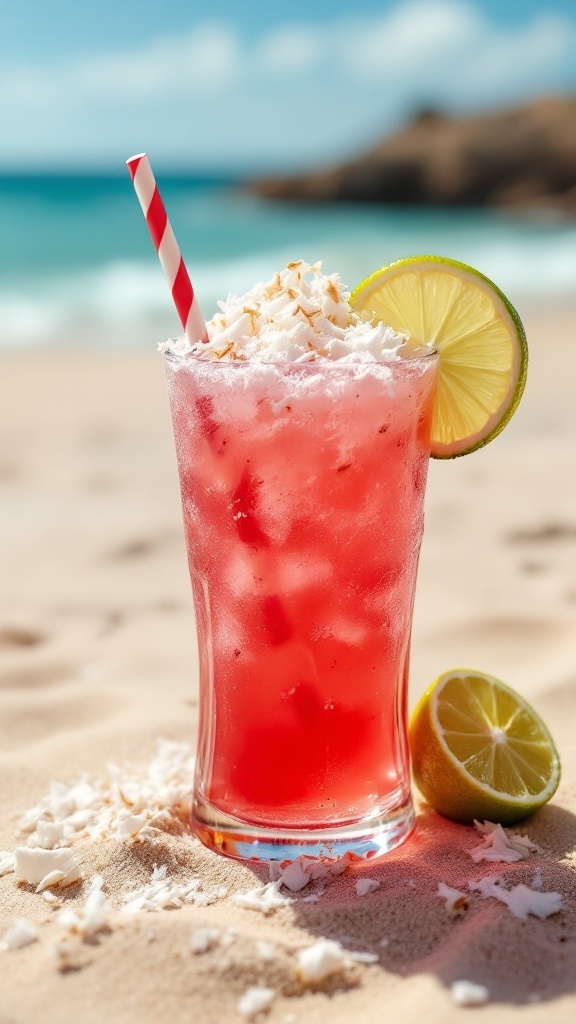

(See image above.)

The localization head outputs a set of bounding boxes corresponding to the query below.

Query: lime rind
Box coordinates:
[350,256,528,460]
[410,669,560,824]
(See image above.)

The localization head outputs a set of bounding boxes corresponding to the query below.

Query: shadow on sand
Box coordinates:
[238,802,576,1006]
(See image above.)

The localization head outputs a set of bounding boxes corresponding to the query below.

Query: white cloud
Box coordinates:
[338,2,574,96]
[0,23,240,105]
[460,13,575,95]
[88,22,241,96]
[342,0,482,73]
[256,24,322,74]
[1,2,575,167]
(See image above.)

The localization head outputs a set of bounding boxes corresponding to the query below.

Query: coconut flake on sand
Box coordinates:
[120,864,223,914]
[437,882,469,911]
[56,874,111,938]
[355,878,380,897]
[13,847,82,888]
[297,939,348,983]
[296,939,353,984]
[469,877,563,918]
[268,853,353,893]
[0,918,38,951]
[0,851,15,876]
[15,739,194,851]
[295,938,380,981]
[190,927,221,954]
[451,980,490,1006]
[469,820,538,863]
[237,985,276,1019]
[233,881,293,915]
[255,939,277,961]
[347,949,380,964]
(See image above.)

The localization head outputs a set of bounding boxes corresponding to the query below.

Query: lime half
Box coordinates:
[409,669,560,825]
[350,256,528,458]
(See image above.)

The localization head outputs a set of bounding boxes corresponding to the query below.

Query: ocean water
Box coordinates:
[1,173,575,349]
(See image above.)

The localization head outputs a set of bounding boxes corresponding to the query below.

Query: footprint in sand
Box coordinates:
[0,626,46,649]
[518,560,549,575]
[105,531,181,561]
[107,538,156,559]
[0,663,72,690]
[506,522,576,544]
[97,610,126,637]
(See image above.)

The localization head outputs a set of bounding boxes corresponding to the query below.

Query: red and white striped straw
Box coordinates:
[126,153,207,343]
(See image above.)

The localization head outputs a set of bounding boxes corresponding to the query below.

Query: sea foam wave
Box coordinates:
[0,252,298,349]
[0,233,575,350]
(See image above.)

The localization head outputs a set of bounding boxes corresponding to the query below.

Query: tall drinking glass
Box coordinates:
[166,349,438,862]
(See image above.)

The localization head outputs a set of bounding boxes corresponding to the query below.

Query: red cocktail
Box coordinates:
[166,347,437,862]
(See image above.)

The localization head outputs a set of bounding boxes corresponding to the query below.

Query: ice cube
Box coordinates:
[274,554,333,594]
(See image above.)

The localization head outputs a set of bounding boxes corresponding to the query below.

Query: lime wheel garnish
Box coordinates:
[351,256,528,458]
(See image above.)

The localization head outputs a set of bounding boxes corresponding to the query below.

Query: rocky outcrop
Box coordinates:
[249,96,576,214]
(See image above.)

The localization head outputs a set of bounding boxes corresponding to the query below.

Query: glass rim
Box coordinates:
[164,344,439,369]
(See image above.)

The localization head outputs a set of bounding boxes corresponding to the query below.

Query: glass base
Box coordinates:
[191,793,415,864]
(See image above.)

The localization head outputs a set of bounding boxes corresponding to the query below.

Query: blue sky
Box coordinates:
[1,0,575,171]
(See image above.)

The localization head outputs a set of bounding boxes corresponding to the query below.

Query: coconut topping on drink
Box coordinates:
[191,260,407,363]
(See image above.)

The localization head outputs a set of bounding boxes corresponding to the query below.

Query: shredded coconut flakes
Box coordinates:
[296,937,377,984]
[120,863,226,915]
[437,881,469,911]
[13,739,195,858]
[190,927,221,954]
[469,876,563,918]
[185,260,409,364]
[13,847,82,889]
[451,980,490,1006]
[297,939,350,984]
[0,851,15,876]
[0,918,38,952]
[233,880,293,915]
[469,820,538,863]
[255,939,277,961]
[237,985,276,1020]
[57,874,111,938]
[355,878,380,897]
[268,853,353,894]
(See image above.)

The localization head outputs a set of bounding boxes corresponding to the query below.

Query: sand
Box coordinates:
[1,306,576,1023]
